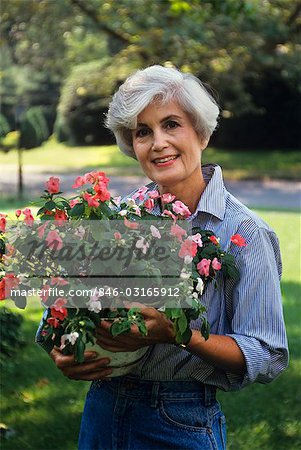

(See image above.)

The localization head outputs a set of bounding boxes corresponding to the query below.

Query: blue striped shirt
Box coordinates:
[36,164,289,391]
[126,164,289,391]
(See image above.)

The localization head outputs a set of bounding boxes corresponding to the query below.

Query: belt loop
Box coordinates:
[204,384,214,407]
[150,382,160,408]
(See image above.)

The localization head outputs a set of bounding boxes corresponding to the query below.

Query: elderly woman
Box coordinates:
[47,65,288,450]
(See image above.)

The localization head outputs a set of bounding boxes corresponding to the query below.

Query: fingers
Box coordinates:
[62,358,113,381]
[50,346,113,381]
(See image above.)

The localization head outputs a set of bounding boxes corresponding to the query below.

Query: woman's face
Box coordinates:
[131,100,207,192]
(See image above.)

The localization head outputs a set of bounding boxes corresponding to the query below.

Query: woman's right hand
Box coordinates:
[50,347,113,381]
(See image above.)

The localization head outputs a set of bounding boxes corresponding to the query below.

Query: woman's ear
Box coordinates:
[199,136,209,151]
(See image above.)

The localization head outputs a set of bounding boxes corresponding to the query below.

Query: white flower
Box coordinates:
[126,198,136,207]
[196,277,204,294]
[60,331,79,349]
[192,233,203,247]
[180,268,190,279]
[150,225,161,239]
[184,255,193,264]
[136,237,150,254]
[132,204,142,217]
[113,196,121,206]
[118,210,128,217]
[88,299,102,313]
[192,292,199,299]
[74,225,86,240]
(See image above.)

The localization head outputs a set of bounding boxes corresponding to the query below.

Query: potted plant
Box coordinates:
[1,171,245,376]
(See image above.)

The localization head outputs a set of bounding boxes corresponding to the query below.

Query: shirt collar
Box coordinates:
[189,164,226,221]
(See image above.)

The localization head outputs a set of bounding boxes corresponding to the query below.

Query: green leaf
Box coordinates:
[110,321,131,337]
[37,206,45,216]
[69,203,84,217]
[137,321,148,336]
[177,313,188,335]
[44,200,57,210]
[200,319,210,340]
[74,338,85,363]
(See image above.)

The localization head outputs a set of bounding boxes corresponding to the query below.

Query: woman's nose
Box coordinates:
[151,129,168,151]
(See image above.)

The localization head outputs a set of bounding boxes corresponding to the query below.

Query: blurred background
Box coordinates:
[0,1,300,449]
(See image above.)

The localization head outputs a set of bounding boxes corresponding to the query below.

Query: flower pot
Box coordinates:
[86,343,149,377]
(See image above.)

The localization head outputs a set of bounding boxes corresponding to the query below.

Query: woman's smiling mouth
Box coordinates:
[152,155,179,166]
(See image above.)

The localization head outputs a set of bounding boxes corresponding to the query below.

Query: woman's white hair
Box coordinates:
[105,65,219,159]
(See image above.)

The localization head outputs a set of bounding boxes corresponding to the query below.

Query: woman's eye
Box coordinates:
[136,128,150,138]
[165,120,179,129]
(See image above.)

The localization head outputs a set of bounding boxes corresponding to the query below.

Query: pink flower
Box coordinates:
[150,225,161,239]
[37,222,48,238]
[132,186,148,202]
[209,235,219,246]
[124,217,139,230]
[0,278,5,300]
[162,209,177,221]
[40,285,50,303]
[50,299,68,320]
[0,274,19,300]
[148,190,160,199]
[50,277,68,286]
[45,230,63,250]
[172,201,191,218]
[94,182,111,202]
[22,208,34,226]
[197,258,211,277]
[15,209,21,218]
[170,223,187,242]
[192,233,203,247]
[70,199,79,208]
[231,234,246,247]
[95,171,110,185]
[83,192,100,208]
[144,198,155,210]
[161,193,176,203]
[211,257,221,271]
[0,217,6,233]
[72,176,86,188]
[54,209,68,226]
[178,238,197,259]
[2,273,20,293]
[45,176,60,194]
[53,297,67,308]
[114,231,122,240]
[47,317,60,328]
[84,171,97,184]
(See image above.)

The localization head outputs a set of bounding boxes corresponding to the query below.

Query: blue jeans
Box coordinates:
[78,376,226,450]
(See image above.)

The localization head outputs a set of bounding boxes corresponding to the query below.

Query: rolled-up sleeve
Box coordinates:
[226,226,289,388]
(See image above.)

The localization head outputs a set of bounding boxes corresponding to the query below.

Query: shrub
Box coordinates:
[0,307,24,367]
[19,107,50,149]
[0,113,10,139]
[56,53,142,146]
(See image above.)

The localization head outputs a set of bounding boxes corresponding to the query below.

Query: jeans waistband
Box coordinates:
[91,376,216,408]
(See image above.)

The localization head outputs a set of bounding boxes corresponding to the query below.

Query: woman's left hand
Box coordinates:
[95,305,176,352]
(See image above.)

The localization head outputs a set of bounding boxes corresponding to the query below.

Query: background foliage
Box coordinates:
[1,0,300,149]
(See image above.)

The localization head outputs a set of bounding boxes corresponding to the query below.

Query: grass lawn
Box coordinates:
[1,139,300,180]
[0,210,300,449]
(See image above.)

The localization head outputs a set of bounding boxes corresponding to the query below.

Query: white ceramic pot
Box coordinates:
[85,343,149,377]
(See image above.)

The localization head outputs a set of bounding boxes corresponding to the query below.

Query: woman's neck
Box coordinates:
[158,172,206,215]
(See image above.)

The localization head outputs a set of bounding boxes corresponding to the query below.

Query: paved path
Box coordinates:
[0,169,300,210]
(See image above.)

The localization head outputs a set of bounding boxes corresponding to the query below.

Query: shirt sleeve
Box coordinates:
[35,308,52,353]
[225,226,289,389]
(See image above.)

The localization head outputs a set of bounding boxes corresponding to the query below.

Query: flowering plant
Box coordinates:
[0,171,245,363]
